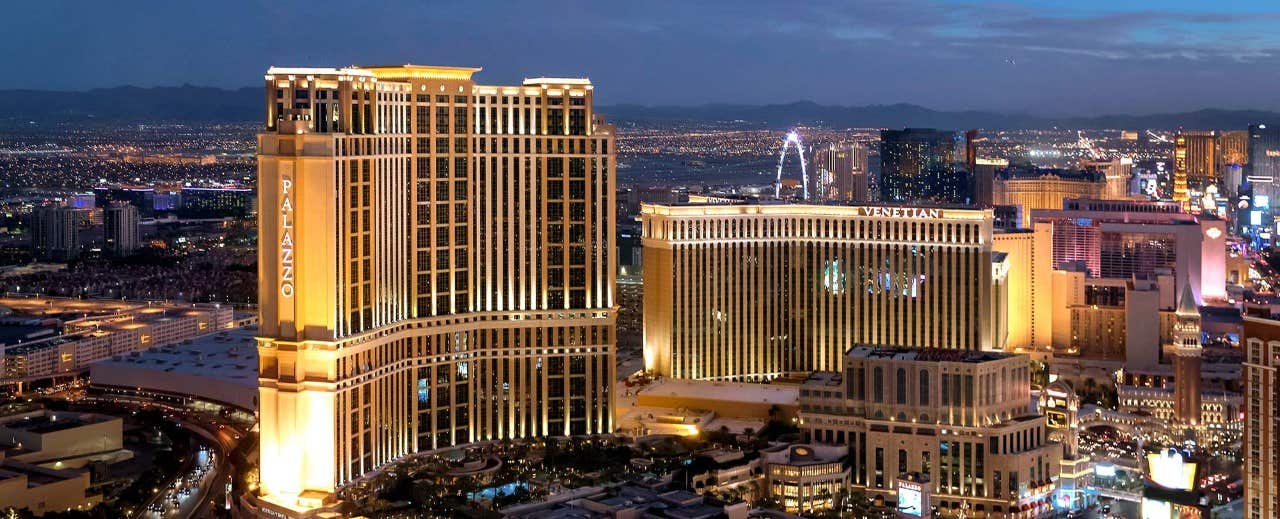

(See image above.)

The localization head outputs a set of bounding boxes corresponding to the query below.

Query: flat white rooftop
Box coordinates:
[90,326,258,410]
[639,379,798,406]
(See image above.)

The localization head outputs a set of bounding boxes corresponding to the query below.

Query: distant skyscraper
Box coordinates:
[811,144,850,201]
[851,144,870,197]
[879,128,971,205]
[993,168,1106,228]
[1079,157,1133,199]
[103,203,139,256]
[1218,130,1249,199]
[971,157,996,209]
[1247,124,1280,231]
[1218,131,1249,174]
[29,206,81,262]
[251,65,616,517]
[813,144,869,201]
[1175,131,1218,198]
[178,187,255,218]
[94,187,156,218]
[1243,316,1279,519]
[1248,124,1280,187]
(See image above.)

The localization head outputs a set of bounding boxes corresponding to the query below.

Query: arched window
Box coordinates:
[896,368,908,404]
[919,370,930,405]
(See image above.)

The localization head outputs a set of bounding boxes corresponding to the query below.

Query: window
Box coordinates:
[942,374,950,405]
[873,367,884,403]
[896,368,907,404]
[920,370,930,405]
[874,448,884,488]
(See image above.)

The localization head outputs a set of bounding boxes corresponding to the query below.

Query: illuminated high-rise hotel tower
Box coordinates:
[642,203,1009,381]
[253,65,616,516]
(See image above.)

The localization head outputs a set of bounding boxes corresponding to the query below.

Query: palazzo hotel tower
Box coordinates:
[253,65,616,515]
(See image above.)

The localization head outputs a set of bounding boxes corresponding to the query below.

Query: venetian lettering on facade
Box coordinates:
[857,206,942,219]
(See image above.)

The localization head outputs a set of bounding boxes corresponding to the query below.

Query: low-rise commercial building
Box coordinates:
[0,461,100,516]
[636,379,799,422]
[799,347,1059,518]
[1,298,234,387]
[0,410,123,466]
[761,443,849,515]
[90,325,259,411]
[0,409,119,516]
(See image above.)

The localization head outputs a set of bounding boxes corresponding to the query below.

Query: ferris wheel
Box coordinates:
[774,130,809,200]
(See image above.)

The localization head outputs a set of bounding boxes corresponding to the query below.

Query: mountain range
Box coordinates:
[0,85,1276,130]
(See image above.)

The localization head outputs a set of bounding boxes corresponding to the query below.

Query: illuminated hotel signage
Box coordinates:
[857,206,942,219]
[279,176,295,298]
[896,478,927,517]
[1267,149,1280,158]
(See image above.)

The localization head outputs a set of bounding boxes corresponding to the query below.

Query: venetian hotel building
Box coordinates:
[642,203,1008,380]
[253,65,616,515]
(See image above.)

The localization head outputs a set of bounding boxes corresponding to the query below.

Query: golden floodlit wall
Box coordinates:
[992,223,1053,356]
[255,65,616,515]
[642,204,1001,381]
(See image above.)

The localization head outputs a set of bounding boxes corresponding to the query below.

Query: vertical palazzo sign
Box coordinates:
[279,176,295,298]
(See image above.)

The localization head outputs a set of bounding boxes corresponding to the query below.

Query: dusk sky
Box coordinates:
[4,0,1280,115]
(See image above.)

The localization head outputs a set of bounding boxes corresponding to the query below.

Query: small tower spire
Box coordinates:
[1172,273,1202,426]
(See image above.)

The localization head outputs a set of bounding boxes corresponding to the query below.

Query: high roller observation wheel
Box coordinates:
[774,130,809,200]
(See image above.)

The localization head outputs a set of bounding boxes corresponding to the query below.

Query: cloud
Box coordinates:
[0,0,1278,114]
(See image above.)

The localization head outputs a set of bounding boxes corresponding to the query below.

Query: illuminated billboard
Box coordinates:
[896,478,927,517]
[1046,409,1068,427]
[1146,448,1197,491]
[1142,498,1203,519]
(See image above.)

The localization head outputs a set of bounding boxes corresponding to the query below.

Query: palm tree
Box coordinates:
[839,488,872,518]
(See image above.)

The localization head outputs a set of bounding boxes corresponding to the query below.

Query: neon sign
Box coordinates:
[280,176,295,298]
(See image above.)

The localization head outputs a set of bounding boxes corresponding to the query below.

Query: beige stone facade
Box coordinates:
[799,347,1059,518]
